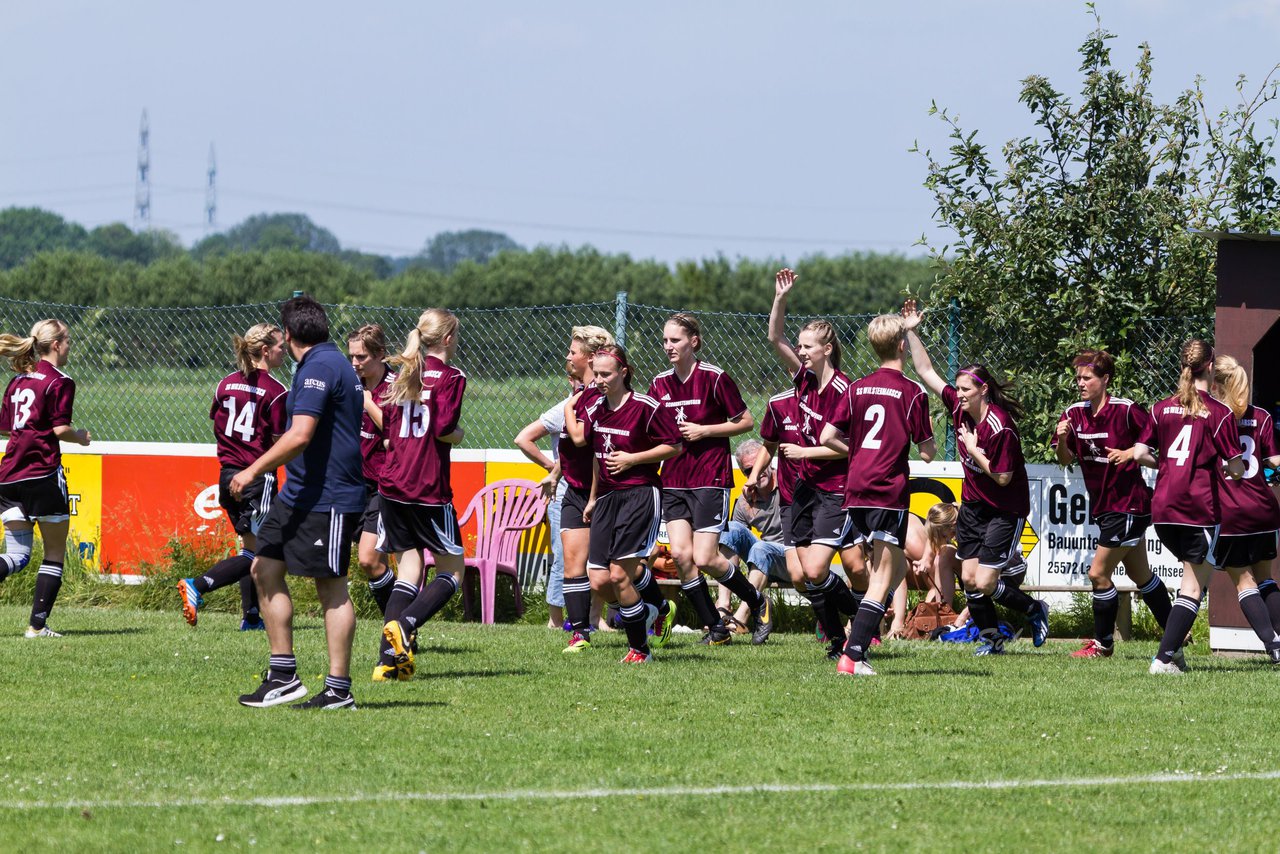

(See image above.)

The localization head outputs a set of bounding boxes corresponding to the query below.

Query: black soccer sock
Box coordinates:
[806,582,846,644]
[1238,588,1280,651]
[399,573,459,631]
[818,571,859,617]
[194,552,253,595]
[29,560,64,630]
[681,576,723,630]
[965,589,999,633]
[367,569,395,616]
[634,567,668,611]
[1257,579,1280,629]
[268,653,297,681]
[564,575,592,633]
[1091,585,1120,646]
[843,599,886,662]
[324,674,353,697]
[716,563,763,610]
[992,578,1038,615]
[619,601,651,654]
[381,580,418,667]
[239,576,259,621]
[1155,594,1200,663]
[1138,574,1173,628]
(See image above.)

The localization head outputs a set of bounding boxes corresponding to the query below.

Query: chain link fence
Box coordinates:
[0,294,1212,459]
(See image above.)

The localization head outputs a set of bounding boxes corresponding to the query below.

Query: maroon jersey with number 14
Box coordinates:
[209,369,289,470]
[1149,390,1240,526]
[379,356,467,505]
[582,391,681,494]
[759,391,805,505]
[648,361,748,489]
[0,364,76,482]
[1219,404,1280,535]
[829,367,932,511]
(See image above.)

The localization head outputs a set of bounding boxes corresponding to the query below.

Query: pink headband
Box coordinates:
[957,369,986,386]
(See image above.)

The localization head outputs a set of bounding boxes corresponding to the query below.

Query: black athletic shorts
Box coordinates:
[1153,523,1221,566]
[256,501,360,578]
[845,507,909,548]
[791,482,846,548]
[662,487,729,534]
[0,470,69,523]
[956,501,1025,570]
[780,503,796,549]
[218,467,276,537]
[376,496,464,557]
[1214,531,1277,568]
[361,491,383,536]
[1094,511,1150,549]
[561,484,591,531]
[587,486,660,569]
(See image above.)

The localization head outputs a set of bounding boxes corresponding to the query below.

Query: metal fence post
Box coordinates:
[945,299,960,460]
[614,290,628,347]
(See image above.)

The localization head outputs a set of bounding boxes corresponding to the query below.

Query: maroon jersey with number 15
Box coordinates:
[209,369,289,470]
[0,364,76,482]
[829,367,932,511]
[1149,390,1240,526]
[379,356,467,505]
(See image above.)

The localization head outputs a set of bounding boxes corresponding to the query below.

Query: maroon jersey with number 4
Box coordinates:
[1149,390,1240,526]
[209,369,289,471]
[759,391,805,505]
[582,391,681,494]
[0,364,75,482]
[558,386,599,491]
[359,368,396,482]
[1051,397,1154,517]
[829,367,932,511]
[1219,404,1280,535]
[941,384,1030,516]
[379,356,466,505]
[794,366,850,493]
[648,361,748,489]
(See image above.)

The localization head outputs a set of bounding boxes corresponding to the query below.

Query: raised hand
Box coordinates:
[901,298,923,331]
[775,268,797,299]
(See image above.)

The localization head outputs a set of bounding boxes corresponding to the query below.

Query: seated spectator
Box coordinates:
[887,502,964,638]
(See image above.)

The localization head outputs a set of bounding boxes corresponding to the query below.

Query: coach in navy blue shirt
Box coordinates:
[230,295,365,711]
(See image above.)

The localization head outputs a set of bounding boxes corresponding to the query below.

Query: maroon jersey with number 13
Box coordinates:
[0,364,76,482]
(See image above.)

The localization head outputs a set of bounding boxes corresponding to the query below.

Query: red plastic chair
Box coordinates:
[456,479,547,625]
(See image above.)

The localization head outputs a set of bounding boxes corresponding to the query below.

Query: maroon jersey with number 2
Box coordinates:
[210,369,289,470]
[379,356,466,505]
[0,364,76,482]
[829,367,932,511]
[582,391,681,494]
[1149,390,1240,526]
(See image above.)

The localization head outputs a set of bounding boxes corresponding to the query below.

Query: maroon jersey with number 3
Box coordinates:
[941,385,1030,516]
[648,361,747,489]
[794,366,850,492]
[582,391,681,494]
[209,369,289,471]
[379,356,466,505]
[1149,390,1240,526]
[0,364,75,482]
[829,367,932,510]
[1051,397,1154,517]
[359,368,396,483]
[1219,404,1280,535]
[759,391,805,505]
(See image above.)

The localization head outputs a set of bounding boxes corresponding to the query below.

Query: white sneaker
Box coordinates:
[1149,657,1184,675]
[24,626,62,638]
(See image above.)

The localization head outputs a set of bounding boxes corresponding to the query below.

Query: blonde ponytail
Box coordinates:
[231,323,282,376]
[0,319,66,373]
[1213,353,1249,419]
[1175,339,1213,419]
[384,309,459,407]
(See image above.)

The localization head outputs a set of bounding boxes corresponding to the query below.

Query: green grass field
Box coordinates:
[1,602,1278,851]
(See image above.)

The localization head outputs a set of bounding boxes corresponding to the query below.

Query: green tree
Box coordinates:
[914,8,1280,460]
[0,208,88,269]
[414,229,524,272]
[193,213,342,258]
[87,223,183,265]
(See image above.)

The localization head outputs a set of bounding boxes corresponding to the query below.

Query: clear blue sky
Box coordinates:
[2,1,1277,264]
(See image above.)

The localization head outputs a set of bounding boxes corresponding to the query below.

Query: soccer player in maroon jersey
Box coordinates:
[649,313,770,646]
[565,344,681,663]
[177,323,288,630]
[768,268,866,658]
[1209,355,1280,660]
[377,309,469,681]
[1052,349,1173,658]
[822,313,936,675]
[513,325,618,653]
[347,324,397,617]
[1145,340,1246,673]
[902,300,1048,655]
[0,319,91,637]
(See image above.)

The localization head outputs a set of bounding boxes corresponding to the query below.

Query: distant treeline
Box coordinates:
[0,208,934,314]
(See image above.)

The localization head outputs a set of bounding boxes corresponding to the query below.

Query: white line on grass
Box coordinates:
[7,769,1280,812]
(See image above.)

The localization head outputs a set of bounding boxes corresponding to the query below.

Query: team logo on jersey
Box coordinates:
[602,434,614,454]
[303,378,327,391]
[674,406,687,423]
[660,394,671,401]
